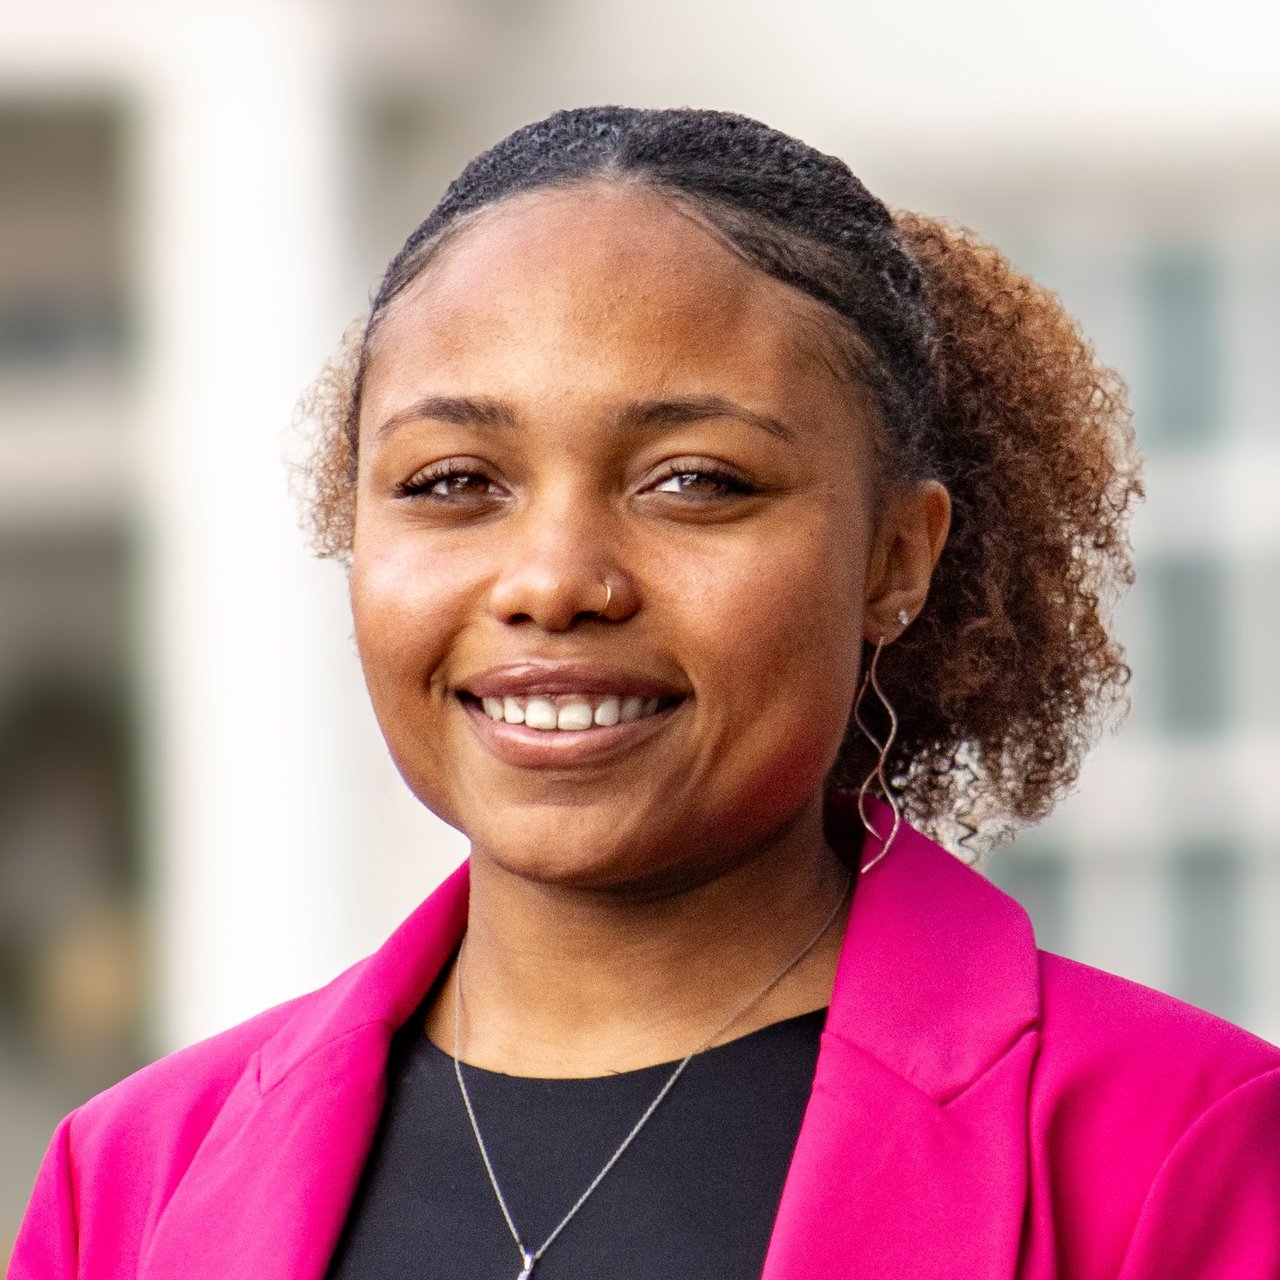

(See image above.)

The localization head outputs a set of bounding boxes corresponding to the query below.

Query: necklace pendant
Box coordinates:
[516,1250,536,1279]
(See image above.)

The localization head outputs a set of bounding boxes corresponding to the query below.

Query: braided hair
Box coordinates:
[296,105,1143,850]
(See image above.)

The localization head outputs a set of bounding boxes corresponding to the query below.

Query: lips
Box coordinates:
[462,661,683,701]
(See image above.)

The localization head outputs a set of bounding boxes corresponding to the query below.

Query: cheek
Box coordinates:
[713,520,863,672]
[657,513,867,757]
[349,533,465,697]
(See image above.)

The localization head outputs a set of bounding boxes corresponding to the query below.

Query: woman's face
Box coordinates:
[351,184,925,893]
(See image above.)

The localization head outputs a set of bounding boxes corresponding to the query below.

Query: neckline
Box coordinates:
[418,1005,829,1085]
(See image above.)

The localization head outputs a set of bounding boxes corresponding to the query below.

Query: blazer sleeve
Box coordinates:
[9,1113,79,1279]
[1116,1066,1280,1278]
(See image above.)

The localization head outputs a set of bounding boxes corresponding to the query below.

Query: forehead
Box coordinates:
[362,183,854,416]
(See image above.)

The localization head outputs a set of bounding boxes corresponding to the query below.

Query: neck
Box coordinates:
[425,797,854,1077]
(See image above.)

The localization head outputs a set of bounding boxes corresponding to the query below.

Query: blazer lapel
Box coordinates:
[139,863,471,1279]
[762,796,1041,1279]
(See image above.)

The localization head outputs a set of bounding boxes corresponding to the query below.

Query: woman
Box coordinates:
[13,106,1280,1279]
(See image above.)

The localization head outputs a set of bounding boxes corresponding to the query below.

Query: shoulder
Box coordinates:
[51,982,352,1246]
[62,865,466,1157]
[1035,948,1280,1103]
[11,948,397,1279]
[10,989,331,1279]
[12,866,470,1278]
[69,934,400,1199]
[69,989,314,1153]
[64,925,403,1165]
[1027,950,1280,1275]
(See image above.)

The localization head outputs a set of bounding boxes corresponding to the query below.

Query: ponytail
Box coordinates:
[844,214,1144,848]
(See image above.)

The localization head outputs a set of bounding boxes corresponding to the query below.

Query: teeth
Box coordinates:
[556,700,594,731]
[523,697,558,731]
[476,692,669,731]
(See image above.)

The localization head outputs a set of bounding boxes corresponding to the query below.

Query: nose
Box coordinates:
[487,490,633,632]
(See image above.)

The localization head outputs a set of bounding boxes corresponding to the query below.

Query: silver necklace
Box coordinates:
[450,871,852,1280]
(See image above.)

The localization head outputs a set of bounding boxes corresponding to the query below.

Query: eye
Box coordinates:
[646,463,758,499]
[395,461,505,502]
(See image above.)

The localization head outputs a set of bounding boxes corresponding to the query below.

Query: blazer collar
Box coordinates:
[762,793,1041,1278]
[142,795,1041,1278]
[824,791,1039,1100]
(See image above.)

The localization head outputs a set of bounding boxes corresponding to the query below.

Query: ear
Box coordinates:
[863,480,951,642]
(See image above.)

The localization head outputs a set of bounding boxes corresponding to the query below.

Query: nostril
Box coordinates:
[487,562,632,631]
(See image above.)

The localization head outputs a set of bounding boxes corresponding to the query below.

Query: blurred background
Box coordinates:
[2,0,1278,1258]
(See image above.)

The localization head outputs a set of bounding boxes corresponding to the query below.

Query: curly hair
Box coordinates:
[293,106,1144,852]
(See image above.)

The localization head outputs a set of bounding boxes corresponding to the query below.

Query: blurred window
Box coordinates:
[1169,842,1245,1023]
[1138,244,1222,447]
[0,530,142,1076]
[1143,557,1230,734]
[0,102,131,384]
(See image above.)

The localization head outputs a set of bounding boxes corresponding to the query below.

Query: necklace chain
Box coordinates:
[450,869,853,1278]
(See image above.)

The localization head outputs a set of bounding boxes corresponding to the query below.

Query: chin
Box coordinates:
[461,805,714,897]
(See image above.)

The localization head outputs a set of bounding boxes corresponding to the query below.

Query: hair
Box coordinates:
[294,105,1143,853]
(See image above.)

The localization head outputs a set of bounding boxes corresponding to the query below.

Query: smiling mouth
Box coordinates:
[461,692,679,732]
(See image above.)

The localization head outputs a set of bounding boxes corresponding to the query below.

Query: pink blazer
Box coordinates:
[12,797,1280,1278]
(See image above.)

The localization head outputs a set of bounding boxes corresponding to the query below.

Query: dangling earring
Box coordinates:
[855,609,909,873]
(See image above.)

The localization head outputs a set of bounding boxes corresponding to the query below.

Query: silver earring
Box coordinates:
[854,633,901,873]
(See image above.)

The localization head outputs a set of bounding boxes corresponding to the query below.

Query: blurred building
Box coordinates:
[2,0,1278,1261]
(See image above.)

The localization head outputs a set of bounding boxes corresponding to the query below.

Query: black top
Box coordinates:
[326,1007,826,1279]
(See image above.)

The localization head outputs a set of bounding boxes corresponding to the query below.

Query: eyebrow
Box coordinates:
[375,395,519,441]
[616,394,796,442]
[374,392,797,444]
